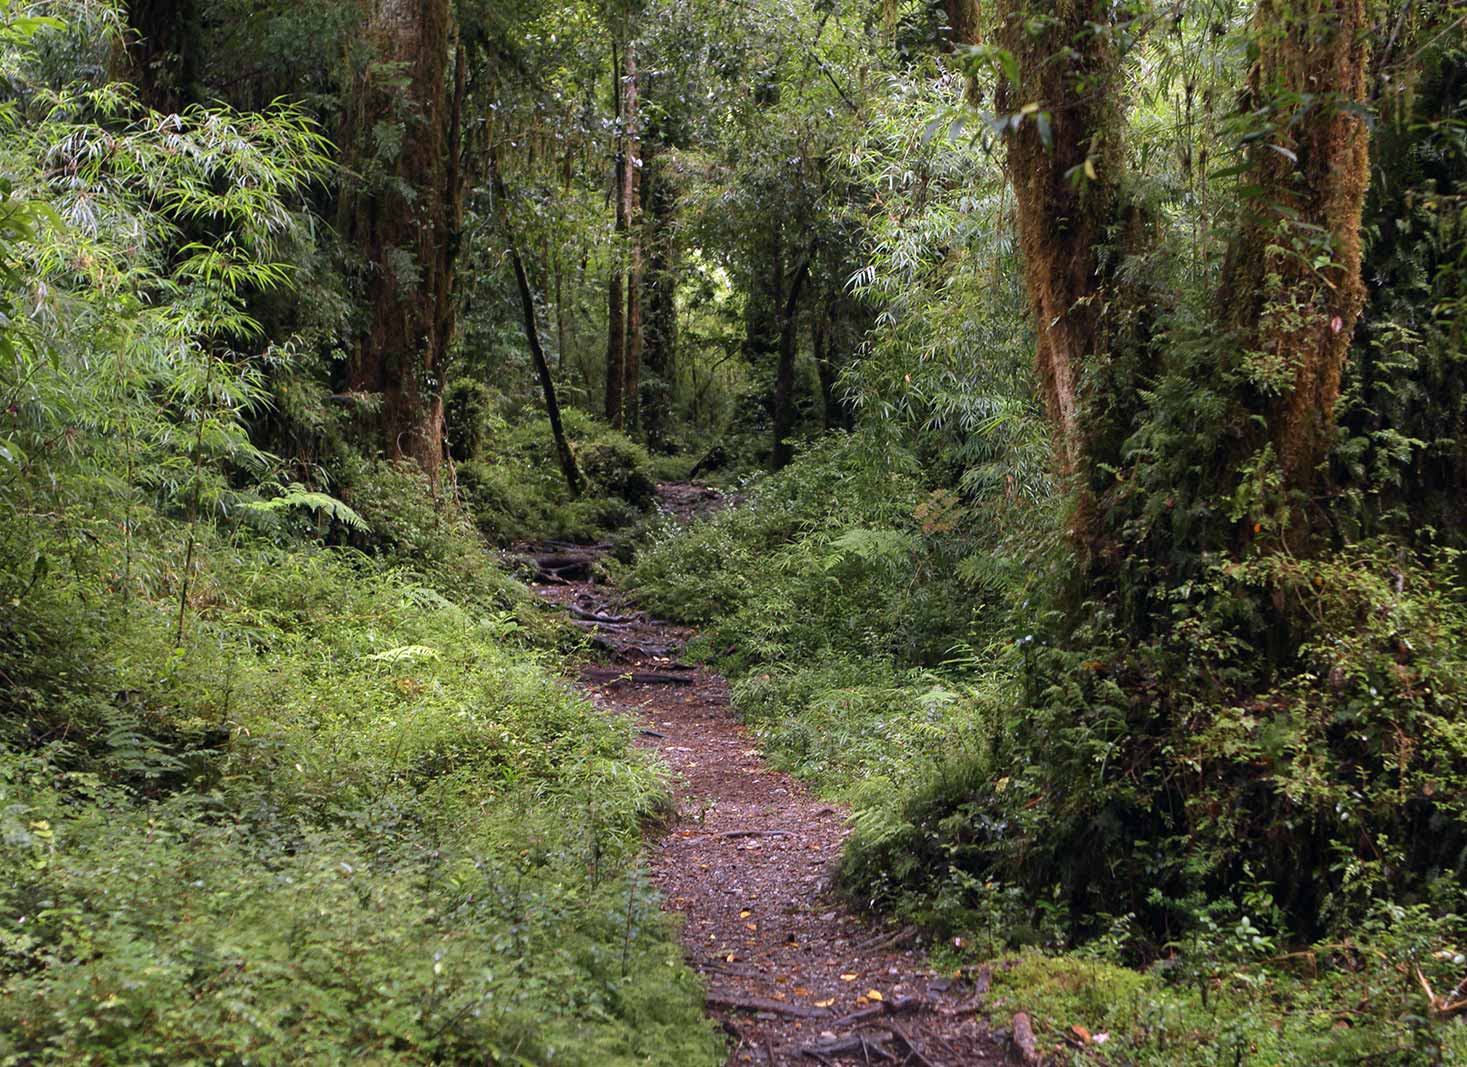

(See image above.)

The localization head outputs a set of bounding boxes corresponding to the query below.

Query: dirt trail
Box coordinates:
[523,484,1005,1067]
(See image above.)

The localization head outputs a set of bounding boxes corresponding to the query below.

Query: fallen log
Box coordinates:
[1011,1012,1042,1065]
[829,995,922,1029]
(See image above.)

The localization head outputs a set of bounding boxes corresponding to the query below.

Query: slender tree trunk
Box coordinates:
[340,0,460,479]
[554,262,568,370]
[640,144,679,448]
[623,44,644,432]
[745,220,785,463]
[772,246,814,470]
[122,0,199,111]
[492,153,583,497]
[1221,0,1371,497]
[604,41,628,429]
[813,301,837,431]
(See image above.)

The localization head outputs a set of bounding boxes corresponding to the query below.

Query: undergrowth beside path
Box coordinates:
[0,512,721,1066]
[626,442,1467,1067]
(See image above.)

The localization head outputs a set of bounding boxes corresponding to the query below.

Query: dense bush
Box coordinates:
[449,405,658,544]
[629,431,978,668]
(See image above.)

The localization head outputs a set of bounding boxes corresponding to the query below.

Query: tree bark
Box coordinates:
[996,0,1132,484]
[640,144,679,449]
[604,41,628,429]
[122,0,200,111]
[1221,0,1371,496]
[622,44,644,433]
[772,245,814,470]
[340,0,460,479]
[491,153,584,497]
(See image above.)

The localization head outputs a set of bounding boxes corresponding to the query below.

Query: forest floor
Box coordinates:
[523,484,1006,1067]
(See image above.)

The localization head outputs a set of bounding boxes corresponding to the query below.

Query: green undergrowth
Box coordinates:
[0,508,721,1066]
[625,437,1467,1065]
[446,383,660,545]
[968,941,1467,1067]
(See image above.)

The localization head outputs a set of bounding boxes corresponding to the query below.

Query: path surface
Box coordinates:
[523,485,1005,1067]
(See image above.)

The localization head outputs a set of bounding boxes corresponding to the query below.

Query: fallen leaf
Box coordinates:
[866,989,884,1002]
[840,973,859,982]
[1072,1024,1092,1044]
[739,910,752,918]
[815,999,835,1008]
[794,986,811,996]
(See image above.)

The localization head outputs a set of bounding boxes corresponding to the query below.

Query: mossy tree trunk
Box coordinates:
[622,44,644,433]
[1220,0,1371,500]
[604,37,640,431]
[996,0,1369,554]
[340,0,462,479]
[994,0,1151,550]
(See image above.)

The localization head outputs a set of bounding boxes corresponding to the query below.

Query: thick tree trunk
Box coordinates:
[996,0,1131,484]
[939,0,982,106]
[123,0,199,111]
[1221,0,1371,495]
[340,0,459,478]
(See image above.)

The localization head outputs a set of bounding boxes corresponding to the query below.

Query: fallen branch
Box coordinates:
[569,605,640,625]
[829,994,923,1029]
[720,829,794,839]
[580,668,694,686]
[877,1022,946,1067]
[797,1033,894,1062]
[706,992,833,1020]
[858,924,918,951]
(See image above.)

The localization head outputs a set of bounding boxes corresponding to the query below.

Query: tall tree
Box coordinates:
[622,42,644,432]
[995,0,1136,490]
[994,0,1370,549]
[339,0,463,477]
[639,144,679,448]
[1220,0,1370,498]
[604,37,631,429]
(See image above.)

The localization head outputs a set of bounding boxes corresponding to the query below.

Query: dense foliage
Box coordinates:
[4,0,1467,1062]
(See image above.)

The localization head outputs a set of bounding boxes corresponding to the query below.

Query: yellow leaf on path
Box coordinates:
[793,987,811,997]
[866,989,883,1001]
[815,999,835,1008]
[840,973,859,982]
[739,910,751,918]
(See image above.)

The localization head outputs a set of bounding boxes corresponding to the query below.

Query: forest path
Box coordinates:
[523,485,1005,1067]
